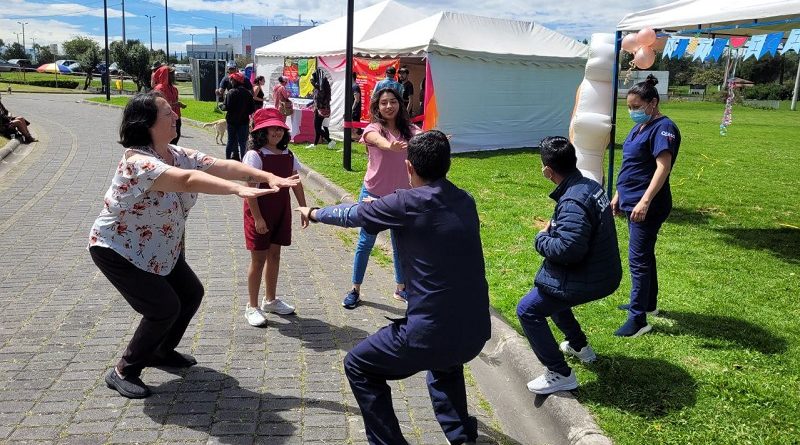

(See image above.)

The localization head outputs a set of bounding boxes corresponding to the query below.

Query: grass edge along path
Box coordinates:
[289,101,799,445]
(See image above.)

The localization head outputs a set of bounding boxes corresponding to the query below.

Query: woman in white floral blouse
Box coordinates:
[88,92,300,399]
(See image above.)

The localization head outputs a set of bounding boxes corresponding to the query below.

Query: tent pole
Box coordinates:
[343,0,354,171]
[607,31,622,198]
[791,59,800,111]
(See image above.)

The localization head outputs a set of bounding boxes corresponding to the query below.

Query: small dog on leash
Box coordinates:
[202,119,227,144]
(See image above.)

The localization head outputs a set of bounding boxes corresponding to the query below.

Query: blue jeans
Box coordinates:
[226,122,248,160]
[516,287,588,376]
[625,208,669,323]
[352,184,403,286]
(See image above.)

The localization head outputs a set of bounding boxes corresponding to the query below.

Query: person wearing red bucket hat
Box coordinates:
[240,107,307,327]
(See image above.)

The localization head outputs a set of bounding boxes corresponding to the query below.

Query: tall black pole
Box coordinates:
[121,0,126,43]
[164,0,169,63]
[145,15,155,52]
[343,0,354,171]
[103,0,110,101]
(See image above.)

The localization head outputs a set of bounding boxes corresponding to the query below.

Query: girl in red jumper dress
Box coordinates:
[241,108,309,326]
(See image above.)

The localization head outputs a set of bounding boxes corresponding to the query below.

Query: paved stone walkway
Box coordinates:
[0,94,516,445]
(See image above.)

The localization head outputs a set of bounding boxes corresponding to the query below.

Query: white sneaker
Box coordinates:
[559,342,597,363]
[305,143,316,148]
[327,140,337,149]
[262,298,295,315]
[527,370,578,395]
[245,305,268,327]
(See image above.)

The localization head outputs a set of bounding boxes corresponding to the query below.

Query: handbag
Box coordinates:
[279,100,293,117]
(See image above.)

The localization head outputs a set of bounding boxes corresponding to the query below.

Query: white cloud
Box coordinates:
[0,1,128,20]
[0,18,111,49]
[169,25,233,36]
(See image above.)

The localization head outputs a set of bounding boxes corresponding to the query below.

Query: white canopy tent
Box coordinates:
[605,0,800,192]
[254,3,588,153]
[356,11,588,152]
[254,1,427,134]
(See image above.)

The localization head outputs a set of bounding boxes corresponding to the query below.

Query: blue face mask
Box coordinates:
[629,108,650,124]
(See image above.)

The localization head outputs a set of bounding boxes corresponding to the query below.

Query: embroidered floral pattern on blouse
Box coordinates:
[88,146,215,275]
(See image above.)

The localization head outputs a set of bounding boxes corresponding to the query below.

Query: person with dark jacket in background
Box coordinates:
[152,66,186,145]
[517,136,621,395]
[296,130,490,445]
[224,72,255,160]
[311,69,331,145]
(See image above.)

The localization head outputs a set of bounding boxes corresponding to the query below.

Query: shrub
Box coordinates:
[742,83,793,100]
[2,78,79,89]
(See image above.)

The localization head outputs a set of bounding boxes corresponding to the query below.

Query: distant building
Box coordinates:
[187,43,236,61]
[242,26,312,56]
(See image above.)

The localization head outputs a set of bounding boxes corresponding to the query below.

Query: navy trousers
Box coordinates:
[344,322,481,445]
[226,122,248,160]
[517,287,588,376]
[626,208,669,322]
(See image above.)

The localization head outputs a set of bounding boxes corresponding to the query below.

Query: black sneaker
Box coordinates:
[149,351,197,368]
[105,368,151,398]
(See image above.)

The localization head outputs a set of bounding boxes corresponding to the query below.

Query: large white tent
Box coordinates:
[254,2,589,153]
[254,1,427,135]
[355,11,588,152]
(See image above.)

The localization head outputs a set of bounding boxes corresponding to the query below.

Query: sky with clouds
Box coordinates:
[0,0,672,54]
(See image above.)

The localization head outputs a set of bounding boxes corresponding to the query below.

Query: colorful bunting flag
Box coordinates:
[663,37,690,59]
[686,37,700,55]
[781,29,800,54]
[760,32,784,58]
[730,36,749,48]
[692,38,714,61]
[705,38,729,62]
[742,34,767,60]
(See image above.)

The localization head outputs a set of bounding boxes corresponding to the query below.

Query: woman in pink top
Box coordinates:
[272,76,290,109]
[342,87,420,309]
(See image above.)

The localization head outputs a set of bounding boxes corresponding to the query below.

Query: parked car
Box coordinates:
[173,64,191,81]
[108,62,122,75]
[7,59,32,69]
[67,62,83,72]
[0,59,16,72]
[55,59,78,68]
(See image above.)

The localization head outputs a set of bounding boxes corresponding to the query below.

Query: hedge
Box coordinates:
[1,78,80,89]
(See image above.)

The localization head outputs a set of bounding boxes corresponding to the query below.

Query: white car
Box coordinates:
[55,59,78,68]
[173,64,191,81]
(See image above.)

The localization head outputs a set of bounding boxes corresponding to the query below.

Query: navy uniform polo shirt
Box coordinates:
[617,116,681,213]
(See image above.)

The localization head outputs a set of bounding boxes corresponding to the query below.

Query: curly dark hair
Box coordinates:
[247,127,290,152]
[369,87,414,141]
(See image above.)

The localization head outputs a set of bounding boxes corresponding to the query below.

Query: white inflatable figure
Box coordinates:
[569,33,616,184]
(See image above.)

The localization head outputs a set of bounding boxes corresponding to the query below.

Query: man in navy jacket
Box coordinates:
[517,136,621,395]
[296,130,490,445]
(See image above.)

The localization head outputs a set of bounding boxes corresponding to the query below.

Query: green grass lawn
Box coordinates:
[291,101,799,445]
[86,96,225,123]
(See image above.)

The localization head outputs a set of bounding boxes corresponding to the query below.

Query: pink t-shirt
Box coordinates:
[361,123,420,197]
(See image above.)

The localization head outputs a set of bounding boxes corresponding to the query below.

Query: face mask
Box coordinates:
[629,104,651,124]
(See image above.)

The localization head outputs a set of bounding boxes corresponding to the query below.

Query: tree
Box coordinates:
[79,46,103,90]
[690,67,724,87]
[3,43,26,60]
[110,40,151,91]
[36,45,55,64]
[62,36,99,60]
[235,55,252,68]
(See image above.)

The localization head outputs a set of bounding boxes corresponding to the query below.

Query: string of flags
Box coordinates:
[662,29,800,61]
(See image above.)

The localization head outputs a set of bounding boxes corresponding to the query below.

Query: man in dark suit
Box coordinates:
[296,130,490,445]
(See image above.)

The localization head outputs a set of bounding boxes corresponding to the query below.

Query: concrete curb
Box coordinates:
[295,161,612,445]
[0,138,21,162]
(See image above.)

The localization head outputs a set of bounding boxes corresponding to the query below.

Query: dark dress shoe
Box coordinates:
[105,368,150,399]
[150,351,197,368]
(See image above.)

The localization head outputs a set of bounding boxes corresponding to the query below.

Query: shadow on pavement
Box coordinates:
[577,355,697,419]
[267,314,372,352]
[358,299,407,318]
[715,227,800,264]
[143,367,355,444]
[657,310,787,355]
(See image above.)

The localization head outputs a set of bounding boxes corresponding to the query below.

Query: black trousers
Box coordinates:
[90,246,204,377]
[314,111,330,145]
[170,118,182,145]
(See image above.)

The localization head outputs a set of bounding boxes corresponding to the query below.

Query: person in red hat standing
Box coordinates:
[240,107,309,327]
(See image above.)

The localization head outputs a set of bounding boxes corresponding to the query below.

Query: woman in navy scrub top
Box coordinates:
[612,74,680,338]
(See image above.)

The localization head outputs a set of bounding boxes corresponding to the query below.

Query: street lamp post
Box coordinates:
[164,0,170,63]
[17,22,28,54]
[190,34,194,59]
[13,32,20,45]
[121,0,126,43]
[145,14,155,52]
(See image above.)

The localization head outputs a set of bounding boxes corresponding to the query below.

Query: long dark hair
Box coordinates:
[118,91,164,147]
[247,127,290,152]
[369,87,413,141]
[628,74,660,105]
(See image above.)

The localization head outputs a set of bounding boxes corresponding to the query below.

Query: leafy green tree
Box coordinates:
[62,36,99,60]
[110,40,151,91]
[36,45,56,64]
[3,43,26,60]
[79,46,103,90]
[690,67,724,87]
